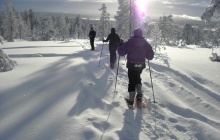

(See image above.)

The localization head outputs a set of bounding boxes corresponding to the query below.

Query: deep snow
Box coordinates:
[0,39,220,140]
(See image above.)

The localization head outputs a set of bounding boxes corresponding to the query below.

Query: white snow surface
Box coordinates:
[0,39,220,140]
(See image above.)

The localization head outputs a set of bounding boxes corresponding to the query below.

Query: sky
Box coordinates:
[0,0,211,20]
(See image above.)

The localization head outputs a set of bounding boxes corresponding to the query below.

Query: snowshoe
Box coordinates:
[124,98,134,109]
[134,96,147,109]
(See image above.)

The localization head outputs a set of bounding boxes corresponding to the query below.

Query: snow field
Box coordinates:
[0,39,220,140]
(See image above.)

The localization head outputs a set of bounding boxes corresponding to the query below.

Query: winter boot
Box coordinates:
[136,84,143,101]
[129,91,136,103]
[125,91,135,108]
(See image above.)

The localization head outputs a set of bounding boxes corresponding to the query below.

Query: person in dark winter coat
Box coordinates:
[89,28,96,51]
[103,28,120,68]
[118,28,154,107]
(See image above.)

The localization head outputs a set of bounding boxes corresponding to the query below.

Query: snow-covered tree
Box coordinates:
[28,9,40,36]
[98,4,111,39]
[142,16,151,38]
[39,17,55,41]
[115,0,132,39]
[3,2,18,42]
[193,25,204,45]
[56,15,69,40]
[158,15,175,45]
[73,15,84,39]
[169,25,182,45]
[181,23,194,45]
[17,13,28,39]
[23,9,29,24]
[202,28,220,49]
[150,24,163,53]
[0,48,17,72]
[69,18,75,38]
[201,0,220,22]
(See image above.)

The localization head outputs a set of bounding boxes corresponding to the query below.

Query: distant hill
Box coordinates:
[32,12,218,27]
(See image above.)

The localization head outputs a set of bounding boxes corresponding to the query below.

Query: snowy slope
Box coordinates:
[0,39,220,140]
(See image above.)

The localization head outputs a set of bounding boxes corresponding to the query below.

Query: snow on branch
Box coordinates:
[201,0,220,22]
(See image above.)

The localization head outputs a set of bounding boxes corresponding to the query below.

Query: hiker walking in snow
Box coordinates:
[103,28,120,69]
[89,28,96,51]
[118,28,154,108]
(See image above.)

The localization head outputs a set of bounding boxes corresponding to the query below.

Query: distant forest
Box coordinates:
[0,1,220,51]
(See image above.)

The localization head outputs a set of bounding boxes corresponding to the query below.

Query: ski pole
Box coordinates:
[114,55,120,93]
[148,60,156,103]
[98,42,105,67]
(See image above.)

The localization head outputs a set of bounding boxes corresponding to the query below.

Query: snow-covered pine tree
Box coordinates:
[181,23,194,45]
[56,15,70,41]
[150,24,163,53]
[201,0,220,22]
[115,0,148,40]
[0,39,17,72]
[28,9,40,36]
[39,17,56,41]
[142,16,151,39]
[211,30,219,49]
[0,48,17,72]
[201,1,220,50]
[22,10,31,39]
[3,2,18,42]
[81,19,89,39]
[17,13,28,39]
[73,15,83,39]
[169,24,182,46]
[115,0,131,39]
[158,15,175,45]
[84,18,91,39]
[22,10,29,25]
[193,24,204,45]
[98,3,111,40]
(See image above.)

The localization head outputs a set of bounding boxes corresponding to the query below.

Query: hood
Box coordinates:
[111,28,116,33]
[133,28,143,37]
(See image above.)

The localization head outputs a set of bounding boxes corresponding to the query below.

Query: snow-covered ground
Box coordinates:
[0,39,220,140]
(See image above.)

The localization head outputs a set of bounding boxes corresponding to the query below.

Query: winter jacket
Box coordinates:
[103,28,120,47]
[118,28,154,70]
[89,30,96,39]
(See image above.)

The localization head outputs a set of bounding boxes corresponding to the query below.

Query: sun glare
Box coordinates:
[135,0,147,13]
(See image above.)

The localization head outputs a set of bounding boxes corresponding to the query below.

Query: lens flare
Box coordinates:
[132,0,148,28]
[135,0,147,13]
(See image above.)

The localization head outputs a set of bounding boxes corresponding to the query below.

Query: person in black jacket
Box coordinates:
[103,28,120,69]
[89,28,96,51]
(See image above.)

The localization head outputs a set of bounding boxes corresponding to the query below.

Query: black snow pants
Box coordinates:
[128,69,143,92]
[109,45,117,64]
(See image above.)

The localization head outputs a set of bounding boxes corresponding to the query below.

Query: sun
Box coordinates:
[134,0,148,13]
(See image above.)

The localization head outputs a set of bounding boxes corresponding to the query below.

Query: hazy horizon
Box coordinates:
[0,0,210,21]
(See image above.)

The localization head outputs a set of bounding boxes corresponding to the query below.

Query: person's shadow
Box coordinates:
[117,109,143,140]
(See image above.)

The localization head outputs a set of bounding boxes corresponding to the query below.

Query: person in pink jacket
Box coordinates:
[118,28,154,107]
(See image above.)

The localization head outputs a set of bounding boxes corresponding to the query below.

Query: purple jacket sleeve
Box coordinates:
[146,42,154,60]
